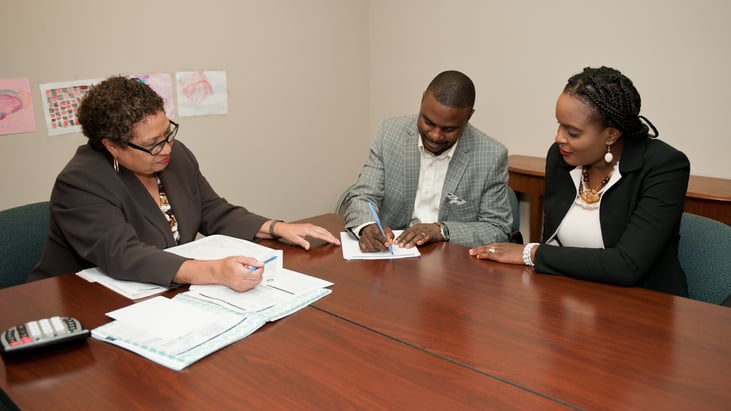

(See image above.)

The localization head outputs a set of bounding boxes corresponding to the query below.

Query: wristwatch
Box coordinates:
[436,222,450,242]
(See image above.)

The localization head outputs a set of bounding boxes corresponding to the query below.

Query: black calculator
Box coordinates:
[1,316,90,355]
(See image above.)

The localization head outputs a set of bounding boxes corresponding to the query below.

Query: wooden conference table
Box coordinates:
[2,214,731,410]
[508,154,731,243]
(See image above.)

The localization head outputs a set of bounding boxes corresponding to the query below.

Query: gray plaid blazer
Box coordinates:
[345,115,512,248]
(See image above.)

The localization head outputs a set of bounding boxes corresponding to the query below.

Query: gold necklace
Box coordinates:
[579,166,614,204]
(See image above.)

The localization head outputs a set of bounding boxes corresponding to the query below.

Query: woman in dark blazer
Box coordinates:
[29,76,339,291]
[470,66,689,297]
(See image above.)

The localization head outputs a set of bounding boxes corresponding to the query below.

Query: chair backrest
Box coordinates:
[0,201,50,288]
[678,212,731,305]
[507,186,523,244]
[334,183,356,216]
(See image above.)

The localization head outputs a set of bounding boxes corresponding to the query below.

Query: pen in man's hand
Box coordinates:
[248,255,278,273]
[367,201,394,255]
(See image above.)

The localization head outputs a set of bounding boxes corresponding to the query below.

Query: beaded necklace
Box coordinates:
[578,166,614,205]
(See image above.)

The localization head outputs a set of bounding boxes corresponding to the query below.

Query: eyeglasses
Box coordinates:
[126,120,179,156]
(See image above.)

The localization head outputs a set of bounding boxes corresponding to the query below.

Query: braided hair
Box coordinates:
[563,66,658,139]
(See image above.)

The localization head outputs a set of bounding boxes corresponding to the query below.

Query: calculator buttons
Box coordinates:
[1,316,90,355]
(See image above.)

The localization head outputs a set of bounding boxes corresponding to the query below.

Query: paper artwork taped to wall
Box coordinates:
[131,73,176,119]
[39,79,101,136]
[0,78,36,136]
[176,71,228,117]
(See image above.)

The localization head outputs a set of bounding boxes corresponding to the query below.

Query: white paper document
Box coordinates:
[166,234,284,283]
[105,296,245,355]
[90,234,334,370]
[76,267,169,300]
[76,234,284,299]
[92,289,331,371]
[188,268,333,313]
[340,231,421,260]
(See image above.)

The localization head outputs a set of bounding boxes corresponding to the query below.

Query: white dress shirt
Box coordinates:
[352,136,458,236]
[410,137,458,225]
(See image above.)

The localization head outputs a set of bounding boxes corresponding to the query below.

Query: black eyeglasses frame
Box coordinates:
[126,120,179,156]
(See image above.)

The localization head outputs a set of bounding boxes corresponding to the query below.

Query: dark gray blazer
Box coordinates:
[536,137,690,297]
[29,141,268,286]
[345,115,512,248]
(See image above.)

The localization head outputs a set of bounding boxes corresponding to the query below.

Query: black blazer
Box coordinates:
[30,141,268,286]
[535,137,690,297]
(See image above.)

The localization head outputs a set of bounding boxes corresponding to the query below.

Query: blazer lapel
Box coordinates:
[439,132,472,219]
[402,126,421,218]
[119,169,177,247]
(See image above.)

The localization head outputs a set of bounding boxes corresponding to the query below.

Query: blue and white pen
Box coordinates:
[248,255,278,273]
[367,201,394,255]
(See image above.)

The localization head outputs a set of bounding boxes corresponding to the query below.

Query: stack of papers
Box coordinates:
[91,288,331,371]
[188,268,332,314]
[77,267,169,300]
[166,234,284,283]
[88,235,333,370]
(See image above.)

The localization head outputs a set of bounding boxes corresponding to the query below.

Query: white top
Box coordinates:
[549,163,621,248]
[410,137,458,225]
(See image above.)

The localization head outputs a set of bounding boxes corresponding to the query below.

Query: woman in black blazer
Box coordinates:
[30,76,339,290]
[471,66,689,296]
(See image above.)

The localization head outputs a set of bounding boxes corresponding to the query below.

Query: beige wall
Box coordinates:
[367,0,731,236]
[1,0,370,219]
[368,0,731,177]
[3,1,730,229]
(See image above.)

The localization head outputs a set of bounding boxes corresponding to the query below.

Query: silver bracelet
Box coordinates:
[523,243,539,266]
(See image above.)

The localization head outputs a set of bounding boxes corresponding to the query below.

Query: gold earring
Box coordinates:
[604,144,614,164]
[113,158,119,173]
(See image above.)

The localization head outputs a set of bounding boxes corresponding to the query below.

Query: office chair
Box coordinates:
[0,386,20,411]
[678,212,731,305]
[334,183,356,216]
[0,201,50,288]
[507,187,524,244]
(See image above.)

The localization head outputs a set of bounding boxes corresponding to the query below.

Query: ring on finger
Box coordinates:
[488,247,496,253]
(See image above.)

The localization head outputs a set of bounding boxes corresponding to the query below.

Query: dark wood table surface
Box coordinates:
[260,214,731,411]
[0,260,571,409]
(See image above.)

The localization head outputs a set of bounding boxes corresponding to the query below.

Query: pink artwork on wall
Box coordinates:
[0,90,23,120]
[180,72,214,105]
[39,79,101,136]
[176,71,228,117]
[131,73,176,119]
[0,78,36,136]
[46,86,86,129]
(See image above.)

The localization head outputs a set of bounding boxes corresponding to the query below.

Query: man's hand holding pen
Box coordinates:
[359,222,444,252]
[358,223,395,252]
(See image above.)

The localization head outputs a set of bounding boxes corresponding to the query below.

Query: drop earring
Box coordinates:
[113,158,120,173]
[604,144,614,164]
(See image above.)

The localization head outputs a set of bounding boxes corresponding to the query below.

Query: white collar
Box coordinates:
[417,136,458,160]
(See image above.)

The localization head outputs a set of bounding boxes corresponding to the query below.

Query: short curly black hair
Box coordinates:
[77,76,164,150]
[563,66,657,139]
[425,70,476,109]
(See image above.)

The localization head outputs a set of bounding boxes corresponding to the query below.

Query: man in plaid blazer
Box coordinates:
[345,71,512,251]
